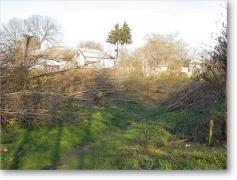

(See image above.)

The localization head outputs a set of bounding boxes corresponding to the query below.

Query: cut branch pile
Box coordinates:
[164,81,222,112]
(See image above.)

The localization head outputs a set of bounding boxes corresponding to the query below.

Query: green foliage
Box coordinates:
[146,108,209,142]
[106,22,132,46]
[1,100,226,170]
[106,21,132,58]
[120,22,132,45]
[106,23,121,45]
[208,99,226,146]
[126,124,171,147]
[157,160,172,170]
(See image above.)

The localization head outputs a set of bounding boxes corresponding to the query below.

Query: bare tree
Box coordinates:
[0,18,24,61]
[78,41,104,51]
[144,33,188,65]
[133,33,189,74]
[0,15,61,61]
[25,15,61,48]
[0,15,62,97]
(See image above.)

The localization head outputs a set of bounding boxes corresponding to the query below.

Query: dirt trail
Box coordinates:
[75,141,100,155]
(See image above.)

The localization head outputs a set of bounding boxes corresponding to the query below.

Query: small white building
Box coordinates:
[75,48,116,69]
[100,59,115,68]
[155,66,168,72]
[33,59,70,70]
[33,46,116,71]
[32,46,78,71]
[181,67,189,73]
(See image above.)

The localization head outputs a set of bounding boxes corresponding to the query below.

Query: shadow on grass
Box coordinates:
[10,126,54,170]
[42,121,63,170]
[9,121,64,170]
[7,100,156,170]
[10,129,32,169]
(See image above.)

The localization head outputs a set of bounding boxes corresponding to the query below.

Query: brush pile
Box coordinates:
[164,81,223,112]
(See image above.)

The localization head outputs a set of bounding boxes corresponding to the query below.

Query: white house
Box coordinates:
[32,46,116,71]
[75,48,116,69]
[32,46,78,71]
[155,65,168,72]
[181,67,189,73]
[33,59,70,70]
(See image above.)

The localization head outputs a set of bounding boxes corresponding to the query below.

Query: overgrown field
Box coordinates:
[0,100,226,170]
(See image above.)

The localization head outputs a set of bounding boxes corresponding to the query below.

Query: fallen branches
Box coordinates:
[165,81,221,112]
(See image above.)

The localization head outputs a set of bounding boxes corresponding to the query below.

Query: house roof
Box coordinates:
[36,59,68,66]
[35,46,115,62]
[36,46,78,61]
[78,48,115,60]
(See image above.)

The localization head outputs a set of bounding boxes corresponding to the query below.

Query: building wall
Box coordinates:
[100,59,115,69]
[75,50,115,69]
[75,52,86,67]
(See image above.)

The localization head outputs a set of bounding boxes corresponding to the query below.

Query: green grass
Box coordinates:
[0,100,226,170]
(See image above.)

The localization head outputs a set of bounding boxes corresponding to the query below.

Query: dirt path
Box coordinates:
[75,141,100,155]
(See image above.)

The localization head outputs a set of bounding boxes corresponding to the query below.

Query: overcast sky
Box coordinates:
[0,0,226,51]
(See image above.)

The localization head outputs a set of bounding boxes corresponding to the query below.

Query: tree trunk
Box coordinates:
[24,36,30,61]
[23,35,33,89]
[116,42,119,59]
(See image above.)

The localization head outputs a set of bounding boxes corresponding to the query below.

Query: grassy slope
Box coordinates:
[0,100,226,170]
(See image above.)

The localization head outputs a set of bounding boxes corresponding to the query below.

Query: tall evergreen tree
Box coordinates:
[106,22,132,59]
[106,23,121,59]
[121,21,132,45]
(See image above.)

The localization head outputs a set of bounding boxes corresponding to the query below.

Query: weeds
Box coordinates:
[0,100,226,170]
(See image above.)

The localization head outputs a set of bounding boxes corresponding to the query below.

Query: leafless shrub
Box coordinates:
[78,41,104,51]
